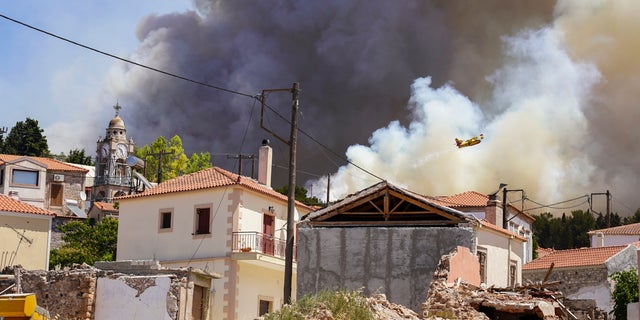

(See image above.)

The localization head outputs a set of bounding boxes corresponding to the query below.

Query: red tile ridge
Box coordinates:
[523,245,630,270]
[0,194,56,216]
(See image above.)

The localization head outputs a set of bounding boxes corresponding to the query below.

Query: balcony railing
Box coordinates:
[94,176,132,186]
[232,232,295,260]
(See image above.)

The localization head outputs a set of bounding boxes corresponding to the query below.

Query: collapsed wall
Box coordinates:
[2,261,217,320]
[422,246,567,320]
[296,226,475,312]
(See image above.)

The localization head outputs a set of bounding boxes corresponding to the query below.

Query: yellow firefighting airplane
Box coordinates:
[455,134,484,148]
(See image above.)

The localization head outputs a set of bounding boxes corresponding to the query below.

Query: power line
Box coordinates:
[0,13,255,99]
[523,195,589,211]
[1,13,385,184]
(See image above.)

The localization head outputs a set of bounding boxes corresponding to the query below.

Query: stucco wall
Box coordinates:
[296,226,474,312]
[95,276,175,320]
[591,234,640,247]
[476,228,524,287]
[0,212,51,270]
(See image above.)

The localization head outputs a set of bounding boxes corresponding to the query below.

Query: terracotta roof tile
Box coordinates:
[0,194,56,216]
[117,167,313,209]
[587,222,640,235]
[434,191,490,207]
[93,202,118,212]
[523,245,629,270]
[0,154,88,172]
[434,191,535,222]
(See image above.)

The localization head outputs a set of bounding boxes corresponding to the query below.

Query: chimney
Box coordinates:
[8,191,19,201]
[258,139,272,187]
[485,194,502,226]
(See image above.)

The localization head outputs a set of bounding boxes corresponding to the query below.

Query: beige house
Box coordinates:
[0,193,55,270]
[0,154,89,217]
[115,143,313,320]
[433,191,531,287]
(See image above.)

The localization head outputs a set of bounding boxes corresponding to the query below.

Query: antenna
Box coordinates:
[5,224,34,267]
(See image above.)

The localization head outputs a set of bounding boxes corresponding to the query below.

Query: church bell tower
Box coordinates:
[92,103,136,202]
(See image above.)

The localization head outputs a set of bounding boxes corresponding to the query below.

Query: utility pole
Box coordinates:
[148,150,174,183]
[226,154,256,177]
[591,190,611,228]
[502,188,525,230]
[260,82,300,304]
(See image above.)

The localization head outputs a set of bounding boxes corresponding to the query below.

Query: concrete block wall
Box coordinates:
[296,226,474,312]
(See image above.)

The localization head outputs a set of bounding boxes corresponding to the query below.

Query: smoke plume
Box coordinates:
[107,0,640,213]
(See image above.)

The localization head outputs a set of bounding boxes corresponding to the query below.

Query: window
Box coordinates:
[12,169,39,186]
[509,260,518,287]
[50,183,63,207]
[477,248,487,284]
[0,169,4,185]
[259,299,272,316]
[195,207,211,235]
[160,210,172,230]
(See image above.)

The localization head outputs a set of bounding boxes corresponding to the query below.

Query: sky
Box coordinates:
[2,1,640,216]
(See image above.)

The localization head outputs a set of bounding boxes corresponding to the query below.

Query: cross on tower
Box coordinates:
[113,102,122,116]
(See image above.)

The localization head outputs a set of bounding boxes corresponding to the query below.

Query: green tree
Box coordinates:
[624,209,640,225]
[275,185,322,206]
[186,152,213,174]
[135,135,211,183]
[2,118,50,156]
[567,210,596,248]
[65,148,94,165]
[49,217,118,268]
[610,269,639,320]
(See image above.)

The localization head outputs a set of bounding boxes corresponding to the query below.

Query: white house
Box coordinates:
[588,223,640,247]
[115,142,313,320]
[0,193,55,270]
[434,190,535,264]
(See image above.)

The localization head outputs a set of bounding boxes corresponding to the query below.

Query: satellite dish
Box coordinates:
[126,155,145,169]
[79,192,87,201]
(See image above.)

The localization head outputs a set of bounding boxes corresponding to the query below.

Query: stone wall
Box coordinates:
[296,226,474,312]
[4,262,216,320]
[20,265,97,320]
[523,266,610,318]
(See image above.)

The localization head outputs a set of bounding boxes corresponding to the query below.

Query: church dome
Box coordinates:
[108,115,125,129]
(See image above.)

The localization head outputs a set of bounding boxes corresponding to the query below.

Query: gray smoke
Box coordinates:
[106,0,640,213]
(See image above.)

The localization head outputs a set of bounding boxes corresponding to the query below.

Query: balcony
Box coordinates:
[231,232,296,262]
[94,175,132,186]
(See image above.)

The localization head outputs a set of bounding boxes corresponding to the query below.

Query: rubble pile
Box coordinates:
[367,293,421,320]
[422,248,570,320]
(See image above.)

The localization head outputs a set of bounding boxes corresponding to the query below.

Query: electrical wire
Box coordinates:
[0,13,255,100]
[612,195,635,213]
[1,13,386,185]
[523,195,590,211]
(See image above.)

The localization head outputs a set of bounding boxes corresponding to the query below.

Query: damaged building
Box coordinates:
[297,181,528,313]
[0,260,219,320]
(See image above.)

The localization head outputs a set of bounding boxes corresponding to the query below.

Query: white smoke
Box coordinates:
[308,26,601,206]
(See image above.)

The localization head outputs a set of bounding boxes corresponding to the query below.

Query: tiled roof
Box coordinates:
[117,167,313,209]
[434,191,535,222]
[303,180,470,222]
[433,191,489,207]
[587,222,640,236]
[0,154,88,172]
[0,194,56,216]
[523,245,629,270]
[536,247,555,259]
[93,202,118,212]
